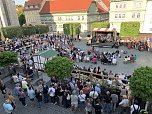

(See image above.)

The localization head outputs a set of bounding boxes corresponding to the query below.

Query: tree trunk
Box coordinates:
[145,101,149,111]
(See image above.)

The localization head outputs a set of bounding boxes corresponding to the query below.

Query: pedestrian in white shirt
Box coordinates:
[119,95,129,114]
[48,84,55,104]
[78,90,86,110]
[130,102,140,114]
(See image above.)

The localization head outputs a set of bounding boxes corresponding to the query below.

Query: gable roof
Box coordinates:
[40,0,109,14]
[24,0,43,11]
[25,0,43,5]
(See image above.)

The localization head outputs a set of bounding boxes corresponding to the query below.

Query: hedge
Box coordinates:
[63,23,81,35]
[2,26,23,38]
[90,22,110,29]
[2,25,49,38]
[120,22,140,37]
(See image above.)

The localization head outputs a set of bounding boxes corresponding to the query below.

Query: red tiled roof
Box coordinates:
[24,0,43,11]
[40,0,109,14]
[102,0,110,8]
[25,0,43,5]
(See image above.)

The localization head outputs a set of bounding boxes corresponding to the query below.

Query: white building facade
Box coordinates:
[142,0,152,33]
[0,0,19,27]
[109,0,147,33]
[40,0,109,33]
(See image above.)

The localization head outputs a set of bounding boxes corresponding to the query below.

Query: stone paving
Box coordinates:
[1,40,152,114]
[74,41,152,75]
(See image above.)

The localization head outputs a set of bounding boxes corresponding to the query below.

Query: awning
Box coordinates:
[92,28,115,32]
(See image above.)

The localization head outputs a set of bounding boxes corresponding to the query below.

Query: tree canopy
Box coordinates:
[63,23,81,35]
[90,22,110,29]
[120,22,140,37]
[44,57,73,80]
[18,13,26,26]
[129,67,152,101]
[0,51,18,67]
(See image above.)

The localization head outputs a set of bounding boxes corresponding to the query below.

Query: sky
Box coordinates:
[14,0,27,5]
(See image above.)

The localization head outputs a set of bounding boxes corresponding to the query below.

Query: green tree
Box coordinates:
[18,13,26,26]
[44,57,73,80]
[90,22,110,29]
[0,52,18,67]
[2,26,23,38]
[63,23,81,38]
[120,22,140,37]
[130,66,152,111]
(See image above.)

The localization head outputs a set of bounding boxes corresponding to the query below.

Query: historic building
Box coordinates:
[24,0,43,25]
[109,0,147,33]
[39,0,109,33]
[0,0,19,27]
[142,0,152,33]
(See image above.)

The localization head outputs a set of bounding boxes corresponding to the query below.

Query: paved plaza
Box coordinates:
[74,40,152,75]
[1,40,152,114]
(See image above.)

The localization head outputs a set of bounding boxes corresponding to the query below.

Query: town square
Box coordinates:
[0,0,152,114]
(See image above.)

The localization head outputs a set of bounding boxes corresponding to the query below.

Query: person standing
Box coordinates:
[0,79,7,98]
[111,92,118,112]
[85,98,92,114]
[93,99,102,114]
[18,88,27,106]
[48,84,56,104]
[27,86,35,106]
[3,99,13,114]
[7,93,16,111]
[71,91,78,112]
[42,83,49,103]
[119,95,129,114]
[78,90,86,111]
[35,90,43,108]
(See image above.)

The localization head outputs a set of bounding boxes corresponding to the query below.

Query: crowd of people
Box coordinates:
[1,73,142,114]
[0,34,142,114]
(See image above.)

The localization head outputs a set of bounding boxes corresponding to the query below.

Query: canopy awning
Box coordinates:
[92,28,115,32]
[34,49,57,59]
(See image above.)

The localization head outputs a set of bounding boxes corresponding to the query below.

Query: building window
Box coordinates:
[150,18,152,24]
[115,14,118,18]
[137,13,140,18]
[123,4,126,8]
[119,14,121,18]
[132,13,135,18]
[116,5,118,8]
[122,14,125,18]
[150,28,152,31]
[133,1,142,8]
[30,5,33,8]
[71,16,73,20]
[82,16,84,20]
[58,17,62,20]
[59,25,63,28]
[119,4,122,8]
[78,16,80,20]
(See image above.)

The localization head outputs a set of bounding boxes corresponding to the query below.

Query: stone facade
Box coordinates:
[0,0,19,27]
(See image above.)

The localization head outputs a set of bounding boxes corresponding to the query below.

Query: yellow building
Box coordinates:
[109,0,147,33]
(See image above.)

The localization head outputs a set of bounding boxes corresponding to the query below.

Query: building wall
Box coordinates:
[24,10,41,25]
[142,1,152,33]
[40,2,103,33]
[0,0,8,27]
[109,0,147,33]
[7,0,19,26]
[0,0,19,27]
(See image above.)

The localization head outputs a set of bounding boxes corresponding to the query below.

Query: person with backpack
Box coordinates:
[130,102,140,114]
